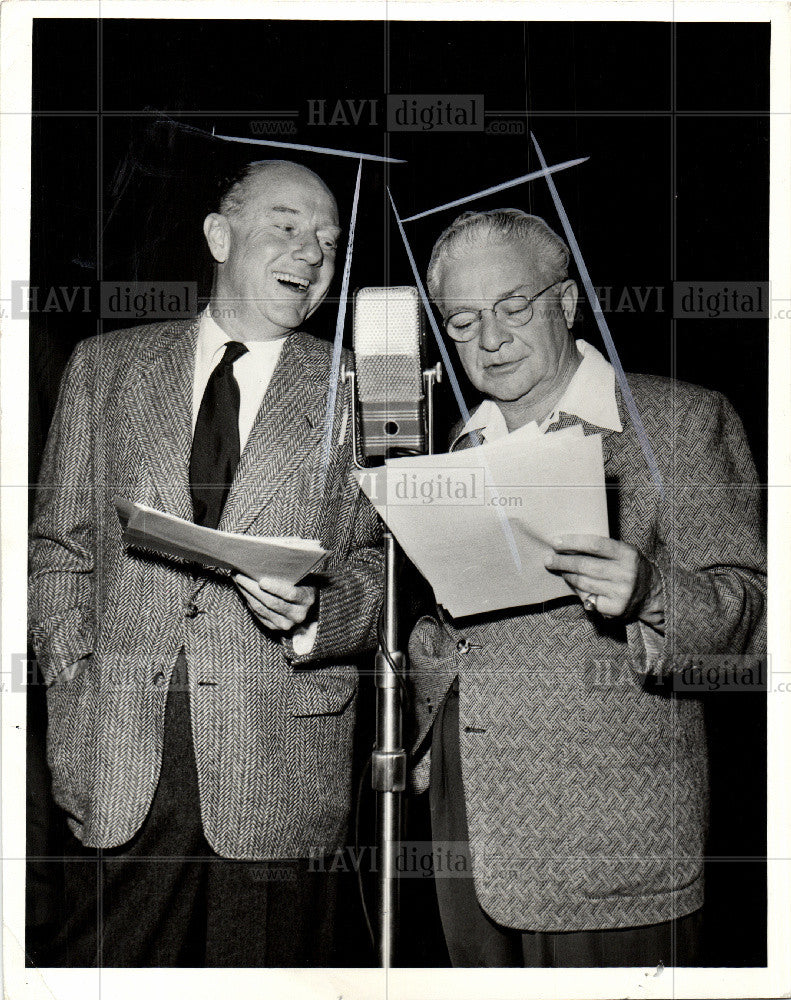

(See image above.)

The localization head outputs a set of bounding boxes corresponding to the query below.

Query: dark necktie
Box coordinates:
[189,340,249,530]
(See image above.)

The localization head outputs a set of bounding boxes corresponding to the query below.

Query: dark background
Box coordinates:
[27,18,769,967]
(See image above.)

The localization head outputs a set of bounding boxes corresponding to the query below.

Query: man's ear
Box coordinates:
[559,279,579,329]
[203,213,231,264]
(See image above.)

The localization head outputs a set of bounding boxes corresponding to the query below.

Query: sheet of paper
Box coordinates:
[114,498,328,584]
[355,431,608,618]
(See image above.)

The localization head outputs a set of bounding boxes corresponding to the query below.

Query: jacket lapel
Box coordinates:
[124,318,198,521]
[609,380,661,537]
[218,332,327,535]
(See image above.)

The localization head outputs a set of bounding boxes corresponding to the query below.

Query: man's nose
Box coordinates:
[292,233,323,267]
[478,309,513,352]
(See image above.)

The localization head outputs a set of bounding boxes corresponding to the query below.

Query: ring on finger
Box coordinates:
[582,593,598,612]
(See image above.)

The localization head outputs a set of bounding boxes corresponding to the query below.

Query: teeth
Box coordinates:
[273,270,310,291]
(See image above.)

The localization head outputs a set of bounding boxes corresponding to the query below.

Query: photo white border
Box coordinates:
[2,1,789,997]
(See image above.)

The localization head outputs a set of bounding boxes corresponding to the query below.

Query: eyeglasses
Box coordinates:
[443,280,562,343]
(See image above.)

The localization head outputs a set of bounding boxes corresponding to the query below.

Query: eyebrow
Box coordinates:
[501,282,531,298]
[268,205,342,235]
[445,282,531,314]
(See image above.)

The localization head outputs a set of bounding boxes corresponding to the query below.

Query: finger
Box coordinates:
[589,595,623,619]
[235,572,303,606]
[256,575,308,604]
[259,611,295,631]
[291,585,316,608]
[238,588,273,618]
[262,584,315,611]
[544,553,614,580]
[259,590,301,616]
[233,573,275,604]
[249,600,294,631]
[552,534,619,558]
[559,572,610,594]
[234,575,314,614]
[236,578,288,617]
[258,594,310,626]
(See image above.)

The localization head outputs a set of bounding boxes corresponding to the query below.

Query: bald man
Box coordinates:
[29,161,383,966]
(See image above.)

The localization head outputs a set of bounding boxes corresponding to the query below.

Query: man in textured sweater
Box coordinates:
[408,208,766,967]
[29,161,383,966]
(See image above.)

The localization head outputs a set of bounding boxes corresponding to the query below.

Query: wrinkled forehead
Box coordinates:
[436,236,545,301]
[240,167,339,226]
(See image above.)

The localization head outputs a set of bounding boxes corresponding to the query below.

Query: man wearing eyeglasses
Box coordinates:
[407,209,766,967]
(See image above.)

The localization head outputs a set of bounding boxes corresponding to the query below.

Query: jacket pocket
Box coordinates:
[410,613,456,659]
[288,670,357,717]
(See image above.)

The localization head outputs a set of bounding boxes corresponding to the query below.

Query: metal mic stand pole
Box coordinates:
[373,528,403,969]
[342,362,441,969]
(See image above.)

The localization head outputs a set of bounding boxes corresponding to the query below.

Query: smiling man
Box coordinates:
[407,208,766,967]
[28,160,383,966]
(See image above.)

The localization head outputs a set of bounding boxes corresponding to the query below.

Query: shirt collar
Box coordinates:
[197,307,288,362]
[197,307,236,366]
[450,339,623,449]
[551,339,623,433]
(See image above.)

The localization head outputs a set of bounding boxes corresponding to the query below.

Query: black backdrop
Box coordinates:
[27,17,769,967]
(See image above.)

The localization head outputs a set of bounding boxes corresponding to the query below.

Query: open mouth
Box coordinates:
[273,270,311,294]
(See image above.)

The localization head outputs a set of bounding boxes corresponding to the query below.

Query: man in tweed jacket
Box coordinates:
[29,161,383,965]
[408,209,766,966]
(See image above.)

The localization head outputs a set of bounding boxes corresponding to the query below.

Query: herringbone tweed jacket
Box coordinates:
[29,317,383,859]
[408,374,766,931]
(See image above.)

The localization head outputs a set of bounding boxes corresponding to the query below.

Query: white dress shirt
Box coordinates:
[450,338,622,449]
[192,308,287,449]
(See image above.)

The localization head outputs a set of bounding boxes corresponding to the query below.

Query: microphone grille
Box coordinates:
[353,287,423,402]
[354,286,422,354]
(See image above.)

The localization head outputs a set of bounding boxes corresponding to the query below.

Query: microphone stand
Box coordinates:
[341,361,442,968]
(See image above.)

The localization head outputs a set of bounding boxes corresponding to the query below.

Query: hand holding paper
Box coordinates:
[232,573,317,632]
[355,427,609,618]
[545,534,662,623]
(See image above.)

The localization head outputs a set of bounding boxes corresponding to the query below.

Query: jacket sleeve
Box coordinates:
[627,390,766,678]
[283,394,384,666]
[28,339,98,685]
[290,485,382,665]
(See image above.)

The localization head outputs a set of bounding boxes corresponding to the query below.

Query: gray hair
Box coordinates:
[426,208,570,302]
